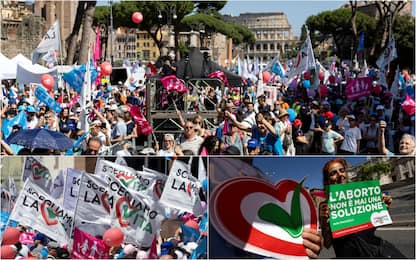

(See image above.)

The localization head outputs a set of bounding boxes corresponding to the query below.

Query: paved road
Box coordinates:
[319,225,415,258]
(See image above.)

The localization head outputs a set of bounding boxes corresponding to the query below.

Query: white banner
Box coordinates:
[1,187,13,213]
[32,21,60,64]
[22,157,52,193]
[63,168,82,212]
[376,36,397,69]
[9,180,73,245]
[287,35,316,80]
[50,169,65,199]
[159,160,204,216]
[75,173,164,247]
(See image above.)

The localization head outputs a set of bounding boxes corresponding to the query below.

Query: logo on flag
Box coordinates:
[22,157,52,193]
[32,21,60,64]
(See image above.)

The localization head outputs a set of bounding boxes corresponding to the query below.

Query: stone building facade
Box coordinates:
[349,157,415,185]
[223,12,297,64]
[113,27,137,64]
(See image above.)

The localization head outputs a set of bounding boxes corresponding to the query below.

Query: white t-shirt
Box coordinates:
[340,127,362,153]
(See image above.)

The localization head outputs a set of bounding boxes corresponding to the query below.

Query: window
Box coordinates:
[263,44,268,51]
[256,44,261,51]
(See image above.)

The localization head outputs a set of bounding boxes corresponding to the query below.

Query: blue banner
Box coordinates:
[0,211,18,238]
[1,110,28,138]
[181,224,200,244]
[62,62,98,94]
[34,86,62,113]
[189,236,207,259]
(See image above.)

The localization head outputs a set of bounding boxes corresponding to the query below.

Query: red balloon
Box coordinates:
[132,12,143,24]
[262,71,271,82]
[329,75,336,84]
[41,74,55,90]
[2,228,21,245]
[374,85,382,95]
[103,228,124,247]
[319,84,328,97]
[100,62,113,76]
[0,245,16,259]
[318,71,325,81]
[303,71,311,80]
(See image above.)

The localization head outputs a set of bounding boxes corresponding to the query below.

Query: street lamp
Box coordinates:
[158,4,177,50]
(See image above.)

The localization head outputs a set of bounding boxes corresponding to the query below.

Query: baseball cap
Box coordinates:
[160,241,174,256]
[376,105,385,110]
[346,114,356,120]
[91,120,102,127]
[123,244,137,256]
[311,100,320,108]
[247,139,259,149]
[27,105,38,113]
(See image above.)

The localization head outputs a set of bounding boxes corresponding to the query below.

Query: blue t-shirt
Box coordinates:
[252,126,284,155]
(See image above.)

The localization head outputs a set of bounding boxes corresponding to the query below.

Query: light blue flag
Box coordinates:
[189,236,207,259]
[62,62,98,93]
[181,223,200,244]
[1,110,28,138]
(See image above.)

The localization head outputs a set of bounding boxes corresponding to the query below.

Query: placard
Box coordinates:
[327,180,392,238]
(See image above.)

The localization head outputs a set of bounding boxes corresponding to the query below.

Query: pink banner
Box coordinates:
[345,77,372,101]
[160,75,187,93]
[72,227,109,259]
[19,232,36,245]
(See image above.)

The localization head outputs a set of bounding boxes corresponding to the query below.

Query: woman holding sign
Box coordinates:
[320,158,404,258]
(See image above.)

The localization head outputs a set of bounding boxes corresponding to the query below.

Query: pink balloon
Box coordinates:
[2,228,21,245]
[374,85,382,95]
[103,228,124,247]
[402,95,415,116]
[262,71,271,82]
[318,71,325,81]
[132,12,143,24]
[100,61,113,76]
[303,71,311,80]
[41,74,55,91]
[329,75,336,84]
[0,245,16,259]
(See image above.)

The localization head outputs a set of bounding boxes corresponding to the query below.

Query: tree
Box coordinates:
[393,15,415,71]
[66,1,97,65]
[359,162,392,180]
[306,8,376,61]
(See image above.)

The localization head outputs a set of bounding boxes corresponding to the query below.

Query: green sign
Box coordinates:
[327,180,392,238]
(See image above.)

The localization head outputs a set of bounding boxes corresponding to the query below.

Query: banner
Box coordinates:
[34,85,62,113]
[32,20,60,64]
[19,231,36,245]
[62,63,98,94]
[210,178,317,259]
[1,187,13,213]
[1,109,28,138]
[72,227,109,259]
[160,75,187,93]
[0,211,18,238]
[22,157,53,193]
[9,180,73,245]
[75,173,164,247]
[376,36,397,69]
[287,35,315,80]
[50,169,65,199]
[327,180,392,238]
[345,77,372,101]
[159,160,204,216]
[63,168,83,212]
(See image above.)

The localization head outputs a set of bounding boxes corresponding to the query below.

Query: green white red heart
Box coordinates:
[210,177,317,259]
[40,201,59,226]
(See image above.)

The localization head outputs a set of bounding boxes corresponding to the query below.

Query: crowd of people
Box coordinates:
[1,57,415,156]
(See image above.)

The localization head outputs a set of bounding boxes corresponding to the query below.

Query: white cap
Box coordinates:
[376,105,385,110]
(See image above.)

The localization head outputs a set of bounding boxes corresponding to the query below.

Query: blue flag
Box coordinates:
[1,110,28,138]
[357,32,365,52]
[199,212,208,234]
[65,132,88,155]
[271,60,285,78]
[62,62,98,94]
[189,236,207,259]
[181,224,200,244]
[0,211,18,238]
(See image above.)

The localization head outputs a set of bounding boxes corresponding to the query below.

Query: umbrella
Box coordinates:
[6,128,73,151]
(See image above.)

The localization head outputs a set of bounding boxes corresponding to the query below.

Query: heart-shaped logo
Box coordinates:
[115,197,138,227]
[32,162,47,180]
[116,173,136,188]
[154,179,165,199]
[210,177,317,259]
[40,201,59,226]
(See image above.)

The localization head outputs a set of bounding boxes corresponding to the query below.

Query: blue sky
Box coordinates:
[252,156,367,189]
[220,0,345,36]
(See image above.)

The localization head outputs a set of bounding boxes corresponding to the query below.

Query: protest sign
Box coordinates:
[159,160,204,216]
[72,227,109,259]
[34,85,62,113]
[210,177,317,259]
[63,168,83,212]
[75,172,164,247]
[22,156,52,193]
[9,180,73,244]
[327,180,392,238]
[345,77,372,101]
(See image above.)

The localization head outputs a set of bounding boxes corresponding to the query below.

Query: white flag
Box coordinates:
[8,176,17,201]
[376,36,397,69]
[159,160,204,216]
[198,157,207,181]
[50,169,65,199]
[1,186,13,213]
[32,21,60,64]
[287,34,316,80]
[75,173,164,247]
[9,180,73,245]
[63,168,82,212]
[22,157,52,193]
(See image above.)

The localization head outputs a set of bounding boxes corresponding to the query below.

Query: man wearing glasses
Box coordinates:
[178,120,203,155]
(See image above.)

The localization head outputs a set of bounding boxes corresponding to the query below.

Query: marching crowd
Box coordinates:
[1,59,415,157]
